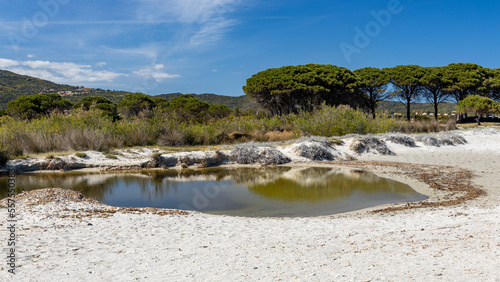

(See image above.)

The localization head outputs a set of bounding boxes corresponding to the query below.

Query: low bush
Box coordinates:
[105,154,118,159]
[75,152,87,158]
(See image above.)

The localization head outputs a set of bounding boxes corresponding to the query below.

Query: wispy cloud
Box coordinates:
[135,0,240,23]
[135,0,242,47]
[133,64,180,82]
[0,58,126,84]
[189,19,237,47]
[101,45,160,61]
[0,20,177,25]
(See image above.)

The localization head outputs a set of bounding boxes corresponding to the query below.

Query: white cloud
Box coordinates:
[189,19,237,47]
[136,0,240,23]
[27,54,36,58]
[0,58,125,84]
[0,58,19,68]
[135,0,242,47]
[102,45,159,60]
[96,62,106,67]
[133,64,180,82]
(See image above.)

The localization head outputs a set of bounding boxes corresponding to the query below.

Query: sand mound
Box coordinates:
[350,137,394,155]
[0,188,101,207]
[438,133,467,146]
[384,134,416,147]
[291,141,335,161]
[416,132,467,147]
[231,144,291,165]
[415,135,441,147]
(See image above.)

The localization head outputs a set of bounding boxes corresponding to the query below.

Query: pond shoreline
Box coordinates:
[1,128,499,280]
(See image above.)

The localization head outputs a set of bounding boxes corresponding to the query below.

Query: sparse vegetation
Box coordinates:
[75,152,87,158]
[0,103,461,158]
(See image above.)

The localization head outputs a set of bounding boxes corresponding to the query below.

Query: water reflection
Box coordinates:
[0,167,427,217]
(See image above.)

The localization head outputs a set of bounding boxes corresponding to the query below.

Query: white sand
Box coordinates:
[1,128,500,281]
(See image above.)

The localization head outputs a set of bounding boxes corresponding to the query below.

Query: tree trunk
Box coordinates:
[477,116,481,126]
[406,97,411,121]
[434,98,439,121]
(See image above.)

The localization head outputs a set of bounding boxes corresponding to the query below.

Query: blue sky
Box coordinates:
[0,0,499,97]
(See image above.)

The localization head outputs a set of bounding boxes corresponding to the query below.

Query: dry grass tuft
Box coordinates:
[264,131,294,142]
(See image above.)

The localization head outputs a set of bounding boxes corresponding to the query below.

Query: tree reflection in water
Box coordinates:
[0,167,426,216]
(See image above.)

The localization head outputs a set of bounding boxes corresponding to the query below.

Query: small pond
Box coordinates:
[0,167,428,217]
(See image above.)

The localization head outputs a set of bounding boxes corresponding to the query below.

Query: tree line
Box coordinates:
[4,92,232,121]
[243,63,500,121]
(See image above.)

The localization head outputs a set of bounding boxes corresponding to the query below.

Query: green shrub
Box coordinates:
[75,152,87,158]
[105,154,118,159]
[7,93,72,120]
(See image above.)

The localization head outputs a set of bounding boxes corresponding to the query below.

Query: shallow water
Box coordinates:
[0,167,427,217]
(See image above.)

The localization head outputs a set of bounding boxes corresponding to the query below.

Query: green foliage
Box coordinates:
[117,92,156,118]
[75,152,87,158]
[385,65,426,121]
[420,66,453,120]
[458,95,500,124]
[354,67,390,118]
[156,93,255,109]
[152,97,170,109]
[207,104,231,118]
[294,104,400,136]
[243,64,364,115]
[485,68,500,101]
[73,96,118,120]
[443,63,490,102]
[7,93,73,119]
[168,94,210,120]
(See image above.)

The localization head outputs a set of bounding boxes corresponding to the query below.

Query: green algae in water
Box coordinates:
[0,167,427,217]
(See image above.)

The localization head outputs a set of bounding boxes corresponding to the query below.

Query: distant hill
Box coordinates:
[155,93,256,109]
[0,69,129,109]
[0,70,255,110]
[0,70,77,108]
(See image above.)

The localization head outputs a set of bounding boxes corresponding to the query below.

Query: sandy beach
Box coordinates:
[1,128,499,281]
